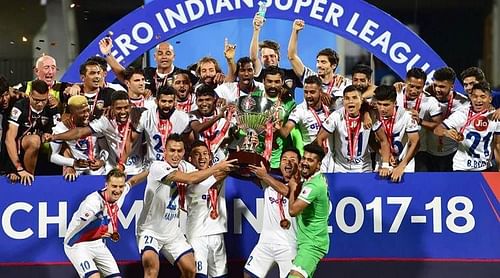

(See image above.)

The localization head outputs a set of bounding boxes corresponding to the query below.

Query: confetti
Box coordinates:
[70,3,75,8]
[35,47,41,50]
[9,41,14,45]
[22,36,28,42]
[39,39,45,42]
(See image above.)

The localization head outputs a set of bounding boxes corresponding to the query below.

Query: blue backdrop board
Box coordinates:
[62,0,464,92]
[1,173,499,264]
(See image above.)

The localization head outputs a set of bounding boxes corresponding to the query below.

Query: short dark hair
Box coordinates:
[79,60,101,75]
[263,66,284,80]
[374,85,397,102]
[173,69,192,83]
[433,67,456,83]
[156,85,176,100]
[106,168,126,182]
[406,67,427,81]
[111,90,130,104]
[280,147,301,161]
[303,143,325,161]
[471,81,491,95]
[166,133,184,146]
[87,56,108,72]
[304,75,322,88]
[190,140,210,153]
[31,79,49,94]
[124,67,144,81]
[352,64,372,78]
[460,67,485,83]
[317,48,339,69]
[343,84,362,96]
[236,57,253,74]
[195,84,216,98]
[0,75,8,94]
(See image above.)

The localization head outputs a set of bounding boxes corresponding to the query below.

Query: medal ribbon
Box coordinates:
[157,111,173,154]
[277,192,287,223]
[459,108,488,134]
[103,191,119,235]
[203,110,233,152]
[345,110,362,161]
[380,107,397,155]
[208,185,219,219]
[403,93,423,112]
[116,119,131,166]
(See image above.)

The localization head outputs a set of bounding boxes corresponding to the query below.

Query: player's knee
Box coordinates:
[142,250,159,275]
[23,134,41,150]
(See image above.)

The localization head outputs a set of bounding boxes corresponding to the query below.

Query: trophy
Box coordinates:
[228,95,284,178]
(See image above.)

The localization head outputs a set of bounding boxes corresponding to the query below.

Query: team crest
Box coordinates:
[473,116,488,131]
[241,96,256,112]
[285,78,294,89]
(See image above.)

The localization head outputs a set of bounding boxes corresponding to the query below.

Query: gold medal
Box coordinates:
[280,219,291,229]
[210,210,218,220]
[111,232,120,242]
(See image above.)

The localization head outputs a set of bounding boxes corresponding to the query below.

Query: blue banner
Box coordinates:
[0,173,499,264]
[61,0,463,91]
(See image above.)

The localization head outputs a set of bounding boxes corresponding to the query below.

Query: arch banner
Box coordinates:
[62,0,462,90]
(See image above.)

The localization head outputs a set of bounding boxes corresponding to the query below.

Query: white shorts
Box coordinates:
[244,242,296,278]
[320,152,334,173]
[64,240,120,278]
[137,229,193,265]
[189,234,227,277]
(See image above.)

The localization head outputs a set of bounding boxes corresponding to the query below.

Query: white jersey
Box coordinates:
[64,184,131,246]
[287,102,330,145]
[135,108,190,161]
[321,107,373,172]
[189,110,232,164]
[257,185,297,246]
[373,106,420,172]
[427,93,469,156]
[51,121,105,175]
[185,177,226,239]
[215,81,265,104]
[130,96,156,110]
[136,160,197,241]
[302,66,351,110]
[89,116,145,175]
[396,89,442,152]
[176,94,197,113]
[443,108,500,171]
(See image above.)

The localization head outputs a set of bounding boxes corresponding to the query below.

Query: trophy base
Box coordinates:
[227,151,270,179]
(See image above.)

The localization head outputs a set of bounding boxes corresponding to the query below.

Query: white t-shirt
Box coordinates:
[176,94,198,113]
[257,184,297,247]
[130,96,156,111]
[136,160,197,241]
[64,184,130,246]
[89,116,145,175]
[185,177,225,240]
[215,81,265,104]
[396,89,442,152]
[372,106,420,172]
[135,109,190,161]
[426,93,469,156]
[51,121,106,175]
[321,107,373,172]
[287,102,330,145]
[443,108,500,171]
[302,66,351,111]
[189,111,232,164]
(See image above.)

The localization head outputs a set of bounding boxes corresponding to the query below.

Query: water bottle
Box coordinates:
[257,1,268,17]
